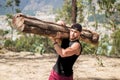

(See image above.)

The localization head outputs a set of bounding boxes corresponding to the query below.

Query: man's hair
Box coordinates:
[71,23,82,32]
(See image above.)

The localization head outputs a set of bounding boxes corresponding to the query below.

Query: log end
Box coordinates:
[80,29,99,46]
[12,14,25,31]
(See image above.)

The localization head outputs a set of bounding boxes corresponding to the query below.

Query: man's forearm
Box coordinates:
[54,43,63,57]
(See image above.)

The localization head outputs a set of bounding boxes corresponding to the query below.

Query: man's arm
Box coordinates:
[54,42,81,57]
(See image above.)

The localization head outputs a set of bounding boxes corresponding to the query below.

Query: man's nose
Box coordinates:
[71,32,74,36]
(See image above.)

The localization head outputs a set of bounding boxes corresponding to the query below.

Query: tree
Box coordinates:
[56,0,84,24]
[88,0,98,29]
[72,0,77,23]
[76,0,84,23]
[97,0,120,56]
[56,0,72,24]
[6,0,21,13]
[97,0,120,30]
[5,0,21,40]
[111,29,120,56]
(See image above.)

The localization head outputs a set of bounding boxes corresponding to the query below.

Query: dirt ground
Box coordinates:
[0,51,120,80]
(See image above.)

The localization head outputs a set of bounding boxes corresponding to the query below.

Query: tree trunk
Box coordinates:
[12,13,99,45]
[72,0,77,24]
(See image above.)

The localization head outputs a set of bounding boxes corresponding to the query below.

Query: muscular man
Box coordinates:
[49,22,82,80]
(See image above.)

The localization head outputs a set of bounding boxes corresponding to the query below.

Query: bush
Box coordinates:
[97,34,111,56]
[110,29,120,56]
[81,42,96,54]
[4,35,54,53]
[0,29,9,36]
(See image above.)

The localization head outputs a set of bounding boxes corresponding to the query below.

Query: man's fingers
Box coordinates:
[55,32,62,38]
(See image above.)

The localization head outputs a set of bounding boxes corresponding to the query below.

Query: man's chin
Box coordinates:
[70,37,74,40]
[70,37,77,41]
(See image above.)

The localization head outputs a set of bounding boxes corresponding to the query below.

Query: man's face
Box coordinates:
[70,29,80,41]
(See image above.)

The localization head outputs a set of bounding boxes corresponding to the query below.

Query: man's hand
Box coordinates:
[49,37,56,43]
[54,32,62,39]
[49,36,61,45]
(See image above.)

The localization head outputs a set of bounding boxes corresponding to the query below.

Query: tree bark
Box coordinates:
[72,0,77,24]
[12,13,99,45]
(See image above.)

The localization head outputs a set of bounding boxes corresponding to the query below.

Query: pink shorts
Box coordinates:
[48,70,73,80]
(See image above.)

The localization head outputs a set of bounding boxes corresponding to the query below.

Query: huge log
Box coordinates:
[12,13,99,45]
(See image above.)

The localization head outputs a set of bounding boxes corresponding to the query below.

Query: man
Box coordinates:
[55,21,70,48]
[49,23,82,80]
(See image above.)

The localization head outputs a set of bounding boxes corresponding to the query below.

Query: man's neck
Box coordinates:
[70,38,79,41]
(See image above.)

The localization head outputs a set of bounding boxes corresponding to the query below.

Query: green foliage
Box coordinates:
[110,29,120,56]
[5,0,21,16]
[56,0,84,24]
[56,0,72,24]
[15,8,21,13]
[6,0,20,7]
[0,29,9,36]
[6,14,13,19]
[5,14,13,27]
[5,0,21,14]
[5,0,21,41]
[116,2,120,11]
[97,0,116,12]
[5,0,13,7]
[0,29,9,48]
[81,42,96,54]
[34,44,45,55]
[77,0,84,23]
[14,0,20,6]
[97,34,110,56]
[4,35,53,54]
[4,39,14,47]
[97,0,120,29]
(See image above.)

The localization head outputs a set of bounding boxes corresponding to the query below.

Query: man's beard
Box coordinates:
[70,36,78,41]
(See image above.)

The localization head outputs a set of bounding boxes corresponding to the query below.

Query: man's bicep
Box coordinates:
[62,48,76,57]
[62,43,80,57]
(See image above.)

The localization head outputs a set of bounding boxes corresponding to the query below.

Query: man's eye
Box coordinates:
[74,31,77,33]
